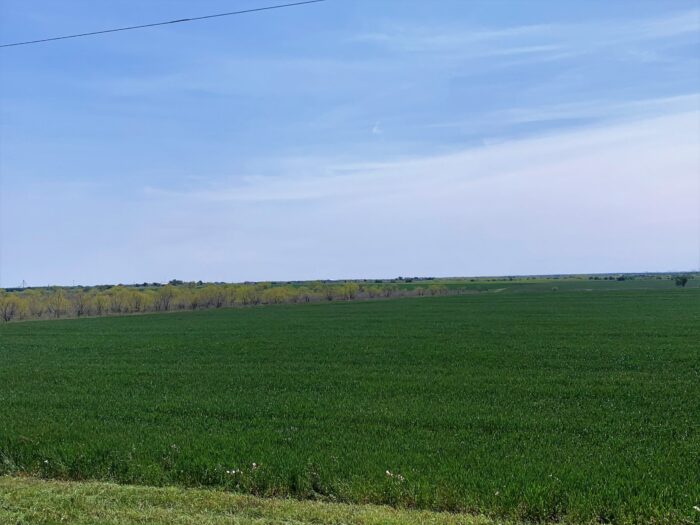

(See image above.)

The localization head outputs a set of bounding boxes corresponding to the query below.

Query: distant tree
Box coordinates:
[225,286,239,306]
[675,275,689,287]
[340,283,360,300]
[109,287,129,313]
[237,286,260,305]
[93,293,108,315]
[382,284,397,298]
[127,290,149,312]
[201,285,226,308]
[366,286,382,298]
[298,287,315,303]
[47,289,68,318]
[0,293,26,322]
[26,291,47,318]
[323,285,335,301]
[185,290,199,310]
[73,291,90,317]
[262,287,290,304]
[155,285,176,311]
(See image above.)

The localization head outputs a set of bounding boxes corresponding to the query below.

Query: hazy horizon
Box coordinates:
[6,269,698,290]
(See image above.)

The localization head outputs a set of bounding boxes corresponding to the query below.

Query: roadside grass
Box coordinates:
[0,476,507,525]
[1,286,698,524]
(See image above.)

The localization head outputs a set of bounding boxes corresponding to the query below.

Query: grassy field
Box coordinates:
[1,282,698,524]
[0,476,500,525]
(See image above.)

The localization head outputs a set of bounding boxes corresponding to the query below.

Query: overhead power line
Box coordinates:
[0,0,327,48]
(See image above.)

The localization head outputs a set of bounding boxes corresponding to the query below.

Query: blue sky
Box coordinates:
[1,1,698,286]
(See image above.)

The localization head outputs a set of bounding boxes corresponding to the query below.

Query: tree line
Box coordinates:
[0,281,450,322]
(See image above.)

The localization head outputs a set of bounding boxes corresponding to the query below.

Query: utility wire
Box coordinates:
[0,0,327,48]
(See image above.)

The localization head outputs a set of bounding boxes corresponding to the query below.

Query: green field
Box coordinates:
[1,283,698,524]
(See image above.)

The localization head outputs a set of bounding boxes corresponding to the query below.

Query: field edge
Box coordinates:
[0,476,517,525]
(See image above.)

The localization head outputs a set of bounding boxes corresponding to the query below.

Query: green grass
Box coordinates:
[1,285,699,524]
[0,477,497,525]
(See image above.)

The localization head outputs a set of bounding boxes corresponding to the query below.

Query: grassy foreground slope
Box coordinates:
[1,285,699,524]
[0,477,500,525]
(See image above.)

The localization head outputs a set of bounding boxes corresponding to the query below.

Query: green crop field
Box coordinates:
[1,282,699,524]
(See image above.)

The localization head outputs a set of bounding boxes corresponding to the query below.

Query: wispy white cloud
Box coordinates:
[484,45,562,57]
[352,8,700,64]
[426,93,700,130]
[127,108,699,280]
[137,112,693,219]
[635,8,700,38]
[4,104,698,285]
[349,23,551,53]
